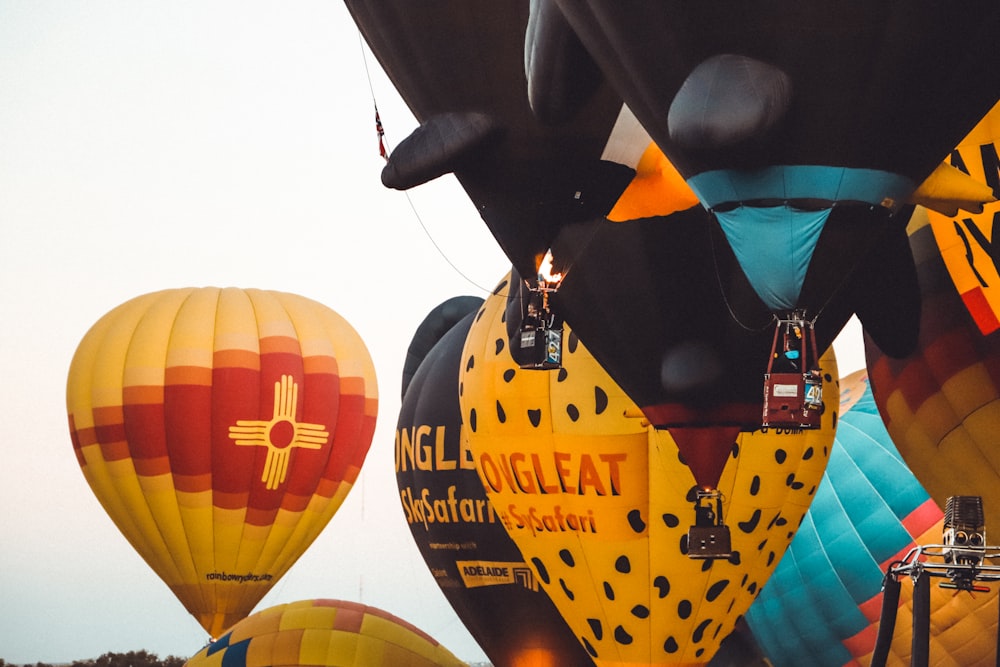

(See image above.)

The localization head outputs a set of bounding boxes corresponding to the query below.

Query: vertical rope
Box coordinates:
[870,572,901,667]
[911,570,930,667]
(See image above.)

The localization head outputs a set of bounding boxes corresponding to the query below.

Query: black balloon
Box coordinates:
[396,296,597,667]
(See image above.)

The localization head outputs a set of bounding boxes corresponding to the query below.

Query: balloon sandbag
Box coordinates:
[865,205,1000,532]
[459,275,838,666]
[184,599,467,667]
[66,287,378,637]
[396,296,596,666]
[745,371,999,666]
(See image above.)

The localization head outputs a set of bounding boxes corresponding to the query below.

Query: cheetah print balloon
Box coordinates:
[459,275,838,666]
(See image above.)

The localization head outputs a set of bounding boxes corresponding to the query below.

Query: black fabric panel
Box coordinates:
[553,1,1000,181]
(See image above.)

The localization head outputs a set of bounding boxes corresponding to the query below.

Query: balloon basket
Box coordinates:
[762,371,823,429]
[688,489,732,559]
[762,311,823,429]
[515,324,563,370]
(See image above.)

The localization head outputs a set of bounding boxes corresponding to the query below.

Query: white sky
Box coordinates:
[0,2,868,663]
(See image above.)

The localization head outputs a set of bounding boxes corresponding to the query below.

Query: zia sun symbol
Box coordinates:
[228,375,329,490]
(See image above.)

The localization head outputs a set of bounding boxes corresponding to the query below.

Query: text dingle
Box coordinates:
[478,450,627,496]
[395,425,475,472]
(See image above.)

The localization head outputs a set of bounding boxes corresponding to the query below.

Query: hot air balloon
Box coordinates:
[345,1,860,479]
[66,287,378,638]
[396,296,597,667]
[745,371,999,666]
[458,274,838,666]
[865,204,1000,532]
[184,599,467,667]
[534,1,1000,359]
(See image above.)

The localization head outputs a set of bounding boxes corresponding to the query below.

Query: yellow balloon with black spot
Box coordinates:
[459,275,838,667]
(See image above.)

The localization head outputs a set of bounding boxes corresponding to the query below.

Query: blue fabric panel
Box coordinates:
[687,165,916,208]
[837,417,929,520]
[715,206,829,309]
[220,638,251,667]
[207,633,232,656]
[749,514,861,667]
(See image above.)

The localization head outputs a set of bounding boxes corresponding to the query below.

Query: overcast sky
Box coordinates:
[0,3,867,664]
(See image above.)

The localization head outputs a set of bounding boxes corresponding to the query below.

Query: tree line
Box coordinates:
[0,651,186,667]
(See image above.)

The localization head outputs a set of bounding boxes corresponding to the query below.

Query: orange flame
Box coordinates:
[537,249,563,286]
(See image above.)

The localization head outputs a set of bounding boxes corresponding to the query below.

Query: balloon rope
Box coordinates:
[911,569,930,667]
[870,569,901,667]
[354,30,501,296]
[707,211,776,332]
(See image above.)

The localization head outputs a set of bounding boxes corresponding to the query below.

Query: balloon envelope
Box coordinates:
[184,599,467,667]
[396,296,596,666]
[67,287,378,637]
[459,274,838,666]
[865,204,1000,532]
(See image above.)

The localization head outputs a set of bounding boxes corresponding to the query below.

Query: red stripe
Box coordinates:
[960,286,1000,335]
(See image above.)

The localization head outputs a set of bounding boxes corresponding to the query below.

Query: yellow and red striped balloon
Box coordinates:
[67,287,378,637]
[184,599,467,667]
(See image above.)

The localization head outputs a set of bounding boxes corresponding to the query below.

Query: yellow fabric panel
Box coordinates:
[141,481,197,582]
[359,614,428,656]
[297,293,379,397]
[271,291,339,362]
[908,392,957,450]
[937,426,1000,495]
[186,648,224,667]
[179,496,216,592]
[230,600,282,642]
[940,364,998,414]
[243,632,277,667]
[298,627,337,665]
[964,400,1000,472]
[379,642,427,667]
[212,505,248,574]
[121,288,191,389]
[66,294,123,430]
[215,287,262,357]
[104,457,193,587]
[76,445,173,582]
[251,506,305,583]
[90,291,171,407]
[270,627,305,666]
[164,287,219,370]
[280,604,338,631]
[324,631,360,666]
[245,288,300,341]
[908,161,996,216]
[352,634,386,667]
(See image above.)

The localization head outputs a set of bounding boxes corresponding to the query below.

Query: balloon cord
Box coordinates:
[707,211,776,332]
[870,571,901,667]
[354,30,501,296]
[912,569,930,667]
